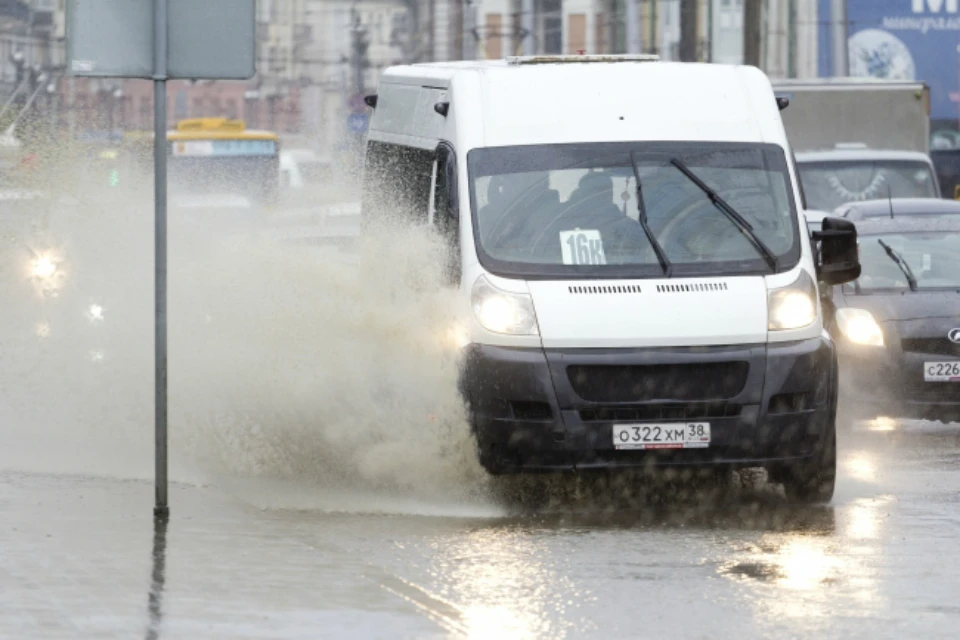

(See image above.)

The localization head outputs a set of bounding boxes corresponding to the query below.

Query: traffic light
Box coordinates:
[108,169,119,187]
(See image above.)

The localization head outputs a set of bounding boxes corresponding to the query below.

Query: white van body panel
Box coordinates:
[527,276,769,349]
[367,59,819,350]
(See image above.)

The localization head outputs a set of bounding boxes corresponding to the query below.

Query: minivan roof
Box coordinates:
[373,60,787,151]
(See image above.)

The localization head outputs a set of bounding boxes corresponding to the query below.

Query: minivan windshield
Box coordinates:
[468,142,800,279]
[797,159,938,211]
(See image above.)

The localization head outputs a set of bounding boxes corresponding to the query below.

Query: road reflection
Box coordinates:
[438,528,587,639]
[145,514,168,640]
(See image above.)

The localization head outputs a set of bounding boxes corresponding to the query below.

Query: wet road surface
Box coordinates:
[4,197,960,638]
[3,420,960,639]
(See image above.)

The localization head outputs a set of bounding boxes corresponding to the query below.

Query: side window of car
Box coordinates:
[434,143,461,285]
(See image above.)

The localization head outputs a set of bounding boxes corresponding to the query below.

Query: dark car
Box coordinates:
[834,198,960,221]
[823,217,960,422]
[931,149,960,200]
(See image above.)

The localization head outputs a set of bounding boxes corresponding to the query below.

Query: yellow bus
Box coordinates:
[167,118,280,203]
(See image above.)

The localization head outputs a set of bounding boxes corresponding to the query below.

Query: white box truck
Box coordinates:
[772,78,941,212]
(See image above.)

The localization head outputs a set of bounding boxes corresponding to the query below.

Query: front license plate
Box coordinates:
[924,361,960,382]
[612,422,711,450]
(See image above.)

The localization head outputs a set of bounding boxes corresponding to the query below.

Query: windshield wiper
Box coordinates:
[629,154,671,276]
[669,158,778,272]
[877,239,918,292]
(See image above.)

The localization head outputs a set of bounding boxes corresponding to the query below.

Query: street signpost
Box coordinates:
[67,0,256,519]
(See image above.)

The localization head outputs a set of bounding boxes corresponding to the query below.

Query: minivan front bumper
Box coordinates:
[459,337,836,473]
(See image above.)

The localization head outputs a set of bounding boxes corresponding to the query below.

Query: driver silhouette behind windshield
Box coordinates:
[533,171,651,263]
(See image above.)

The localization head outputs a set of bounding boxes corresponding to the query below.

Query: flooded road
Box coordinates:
[3,194,960,638]
[3,420,960,639]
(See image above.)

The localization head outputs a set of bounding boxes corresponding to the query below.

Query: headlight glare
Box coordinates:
[768,270,817,331]
[471,275,539,335]
[31,255,57,279]
[836,308,884,347]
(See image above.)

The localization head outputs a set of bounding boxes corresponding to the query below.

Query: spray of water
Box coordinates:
[0,154,491,512]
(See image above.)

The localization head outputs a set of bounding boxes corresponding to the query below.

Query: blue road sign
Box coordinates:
[347,113,369,134]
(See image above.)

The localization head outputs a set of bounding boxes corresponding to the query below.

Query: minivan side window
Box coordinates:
[361,140,434,230]
[433,143,461,284]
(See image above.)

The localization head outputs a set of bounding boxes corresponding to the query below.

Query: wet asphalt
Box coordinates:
[4,199,960,638]
[3,419,960,639]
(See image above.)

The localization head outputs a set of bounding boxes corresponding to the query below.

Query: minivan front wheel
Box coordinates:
[769,421,837,504]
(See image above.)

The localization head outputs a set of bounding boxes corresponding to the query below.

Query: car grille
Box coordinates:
[578,403,741,423]
[567,362,749,403]
[901,338,960,357]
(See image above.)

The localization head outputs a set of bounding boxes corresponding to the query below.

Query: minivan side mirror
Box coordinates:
[812,216,861,285]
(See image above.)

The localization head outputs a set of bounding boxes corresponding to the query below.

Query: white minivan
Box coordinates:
[361,55,861,503]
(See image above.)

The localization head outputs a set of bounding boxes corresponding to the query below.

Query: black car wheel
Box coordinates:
[771,423,837,504]
[769,374,839,504]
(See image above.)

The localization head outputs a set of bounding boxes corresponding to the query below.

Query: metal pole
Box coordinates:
[67,76,75,141]
[649,0,656,55]
[743,0,761,67]
[626,0,642,53]
[830,0,847,77]
[153,0,169,519]
[706,0,713,62]
[679,0,698,61]
[521,0,534,55]
[787,0,796,77]
[461,0,476,60]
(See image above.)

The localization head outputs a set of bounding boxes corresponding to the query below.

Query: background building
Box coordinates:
[1,1,956,151]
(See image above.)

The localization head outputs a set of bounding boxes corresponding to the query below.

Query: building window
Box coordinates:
[567,14,586,53]
[486,13,503,59]
[541,0,562,54]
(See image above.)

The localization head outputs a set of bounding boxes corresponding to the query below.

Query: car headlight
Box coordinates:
[31,254,57,279]
[471,275,539,335]
[768,270,817,331]
[835,308,884,347]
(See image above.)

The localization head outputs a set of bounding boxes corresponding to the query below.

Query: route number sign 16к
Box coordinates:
[560,229,607,266]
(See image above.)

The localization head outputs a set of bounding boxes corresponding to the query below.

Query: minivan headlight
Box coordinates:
[835,308,884,347]
[768,270,817,331]
[471,275,539,335]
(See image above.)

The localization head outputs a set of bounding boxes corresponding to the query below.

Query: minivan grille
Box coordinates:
[567,362,749,403]
[579,403,741,423]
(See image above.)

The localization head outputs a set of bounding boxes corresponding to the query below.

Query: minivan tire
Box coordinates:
[769,418,837,504]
